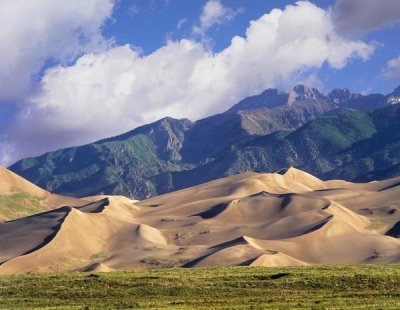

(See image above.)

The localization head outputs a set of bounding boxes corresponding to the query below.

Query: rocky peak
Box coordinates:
[327,88,361,104]
[116,117,192,161]
[228,88,288,112]
[287,85,326,105]
[146,117,192,161]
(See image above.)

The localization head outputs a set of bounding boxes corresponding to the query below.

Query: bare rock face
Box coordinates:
[327,88,361,104]
[228,88,289,111]
[287,84,326,105]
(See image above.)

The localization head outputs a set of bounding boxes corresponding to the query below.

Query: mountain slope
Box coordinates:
[11,86,336,199]
[9,84,397,199]
[322,104,400,180]
[11,117,193,199]
[228,88,289,111]
[171,105,400,189]
[181,99,334,163]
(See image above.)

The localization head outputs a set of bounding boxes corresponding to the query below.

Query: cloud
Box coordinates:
[382,54,400,79]
[193,0,241,36]
[1,1,375,165]
[177,18,187,30]
[0,0,114,103]
[127,4,139,16]
[332,0,400,34]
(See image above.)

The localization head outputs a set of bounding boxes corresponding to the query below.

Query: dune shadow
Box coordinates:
[182,253,211,268]
[0,207,72,266]
[237,257,258,266]
[280,195,292,210]
[248,191,278,198]
[379,182,400,192]
[5,206,71,223]
[190,202,229,219]
[302,215,333,235]
[385,221,400,238]
[77,198,109,213]
[209,236,248,249]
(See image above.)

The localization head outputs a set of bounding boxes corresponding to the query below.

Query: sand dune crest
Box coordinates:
[1,167,400,273]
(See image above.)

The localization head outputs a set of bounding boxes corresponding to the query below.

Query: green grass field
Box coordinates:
[1,265,400,309]
[0,191,45,220]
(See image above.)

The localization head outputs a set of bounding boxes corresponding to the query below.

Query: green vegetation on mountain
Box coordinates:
[172,106,400,189]
[1,265,400,309]
[10,98,333,199]
[9,85,400,199]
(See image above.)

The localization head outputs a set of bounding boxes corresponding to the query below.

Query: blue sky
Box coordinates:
[0,0,399,165]
[104,1,309,54]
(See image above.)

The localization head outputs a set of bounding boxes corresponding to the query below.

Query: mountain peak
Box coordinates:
[228,88,288,112]
[229,85,330,112]
[327,88,361,104]
[287,84,325,105]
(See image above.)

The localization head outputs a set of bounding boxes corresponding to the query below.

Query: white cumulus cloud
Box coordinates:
[1,1,375,165]
[193,0,240,36]
[0,0,114,102]
[382,54,400,79]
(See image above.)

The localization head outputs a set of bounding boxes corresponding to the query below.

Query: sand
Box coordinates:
[0,166,87,221]
[1,166,400,274]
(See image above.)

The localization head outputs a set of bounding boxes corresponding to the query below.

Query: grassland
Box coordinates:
[1,265,400,309]
[0,191,44,220]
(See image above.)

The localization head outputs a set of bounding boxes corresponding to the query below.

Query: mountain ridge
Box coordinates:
[9,84,400,200]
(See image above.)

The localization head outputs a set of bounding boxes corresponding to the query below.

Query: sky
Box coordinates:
[0,0,399,165]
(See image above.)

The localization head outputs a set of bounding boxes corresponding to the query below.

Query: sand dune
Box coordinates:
[0,166,48,196]
[250,252,308,267]
[1,166,400,273]
[0,166,87,221]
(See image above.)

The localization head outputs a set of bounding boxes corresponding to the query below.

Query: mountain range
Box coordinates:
[10,84,400,200]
